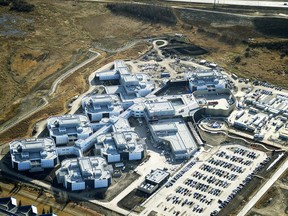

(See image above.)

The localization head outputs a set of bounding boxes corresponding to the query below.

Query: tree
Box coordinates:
[10,0,35,12]
[235,56,241,63]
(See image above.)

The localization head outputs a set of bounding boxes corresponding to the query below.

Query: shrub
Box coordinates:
[235,56,241,63]
[0,0,12,6]
[10,0,34,12]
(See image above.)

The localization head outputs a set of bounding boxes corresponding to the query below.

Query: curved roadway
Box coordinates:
[0,52,101,135]
[49,52,100,96]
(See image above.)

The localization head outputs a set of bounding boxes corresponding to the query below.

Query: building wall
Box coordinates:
[64,179,68,189]
[174,152,188,160]
[18,161,31,171]
[129,152,143,160]
[98,74,119,81]
[193,89,236,117]
[132,110,144,117]
[189,81,226,92]
[107,154,121,163]
[138,184,158,194]
[57,146,80,156]
[90,113,103,122]
[205,106,235,117]
[94,179,108,188]
[71,181,85,191]
[41,159,54,168]
[55,135,69,145]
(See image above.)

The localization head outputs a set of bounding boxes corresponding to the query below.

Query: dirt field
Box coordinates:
[249,179,288,216]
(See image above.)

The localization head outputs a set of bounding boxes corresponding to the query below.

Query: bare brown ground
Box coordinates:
[246,168,288,216]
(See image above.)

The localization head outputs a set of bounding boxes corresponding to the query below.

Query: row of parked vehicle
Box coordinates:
[253,81,283,91]
[215,155,272,214]
[166,160,196,188]
[166,195,195,210]
[233,147,258,160]
[261,89,273,95]
[208,157,248,172]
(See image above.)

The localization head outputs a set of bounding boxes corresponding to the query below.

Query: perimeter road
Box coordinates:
[165,0,288,8]
[237,158,288,216]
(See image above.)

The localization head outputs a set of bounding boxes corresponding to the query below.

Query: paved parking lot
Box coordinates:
[140,144,268,216]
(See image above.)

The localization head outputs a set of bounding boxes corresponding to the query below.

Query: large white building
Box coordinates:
[96,131,145,163]
[47,114,93,145]
[82,94,123,122]
[56,156,112,191]
[9,138,58,172]
[186,69,227,92]
[144,101,175,120]
[96,60,155,108]
[149,118,198,160]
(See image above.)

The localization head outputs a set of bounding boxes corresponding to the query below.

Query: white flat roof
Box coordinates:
[10,138,58,163]
[150,118,198,154]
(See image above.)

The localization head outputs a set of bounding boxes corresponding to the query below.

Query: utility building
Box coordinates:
[138,169,170,194]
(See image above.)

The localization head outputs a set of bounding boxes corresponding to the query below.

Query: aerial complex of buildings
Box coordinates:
[6,39,288,216]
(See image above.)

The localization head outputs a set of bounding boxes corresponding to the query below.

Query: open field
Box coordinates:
[248,169,288,216]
